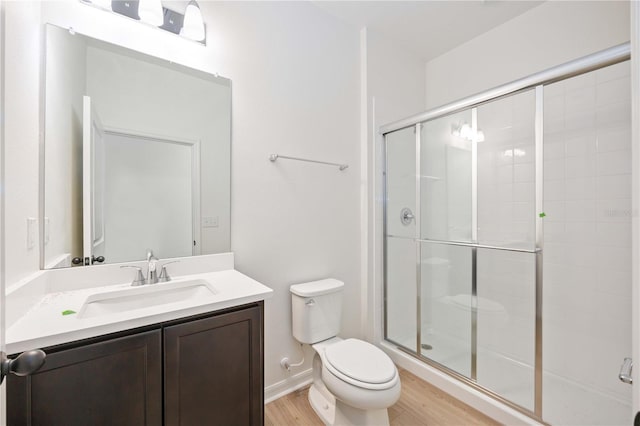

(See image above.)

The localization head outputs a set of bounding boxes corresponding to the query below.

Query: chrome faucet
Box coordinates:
[146,249,159,284]
[121,250,179,286]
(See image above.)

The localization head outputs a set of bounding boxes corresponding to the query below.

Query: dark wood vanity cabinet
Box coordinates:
[8,330,163,426]
[164,305,263,426]
[7,302,264,426]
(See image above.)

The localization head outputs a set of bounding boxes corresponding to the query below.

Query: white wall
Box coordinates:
[43,24,86,268]
[4,0,363,393]
[4,2,41,286]
[362,28,426,343]
[206,2,361,389]
[425,1,631,109]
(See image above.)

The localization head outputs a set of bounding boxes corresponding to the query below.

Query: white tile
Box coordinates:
[543,242,568,265]
[497,183,513,202]
[562,71,596,91]
[596,267,631,297]
[544,159,565,181]
[512,202,533,222]
[596,245,631,274]
[513,182,534,202]
[564,221,595,243]
[564,131,596,157]
[565,199,596,221]
[597,198,632,223]
[565,86,596,112]
[543,200,565,222]
[512,121,535,141]
[597,101,631,127]
[544,94,565,124]
[595,222,631,247]
[544,140,565,160]
[597,126,631,153]
[596,61,630,83]
[565,109,596,131]
[513,143,535,164]
[497,164,513,183]
[597,150,631,176]
[564,177,595,200]
[514,163,534,183]
[544,117,565,135]
[596,76,630,107]
[544,180,565,201]
[544,221,565,243]
[596,174,631,200]
[565,155,596,179]
[544,81,565,98]
[498,203,513,224]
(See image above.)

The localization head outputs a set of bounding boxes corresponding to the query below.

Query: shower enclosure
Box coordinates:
[383,44,632,425]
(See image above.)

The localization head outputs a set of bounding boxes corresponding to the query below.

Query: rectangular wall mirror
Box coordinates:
[43,23,231,268]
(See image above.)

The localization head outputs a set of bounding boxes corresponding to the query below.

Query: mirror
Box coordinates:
[43,24,231,268]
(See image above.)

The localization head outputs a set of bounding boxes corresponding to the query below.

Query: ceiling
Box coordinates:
[313,1,544,61]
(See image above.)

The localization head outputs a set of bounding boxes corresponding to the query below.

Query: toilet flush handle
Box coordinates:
[306,299,316,307]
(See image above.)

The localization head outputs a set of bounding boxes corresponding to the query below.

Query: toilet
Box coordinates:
[290,279,401,425]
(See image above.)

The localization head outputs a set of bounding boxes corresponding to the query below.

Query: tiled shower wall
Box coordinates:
[542,61,632,425]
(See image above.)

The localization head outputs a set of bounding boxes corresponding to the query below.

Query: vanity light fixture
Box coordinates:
[180,0,206,42]
[80,0,207,45]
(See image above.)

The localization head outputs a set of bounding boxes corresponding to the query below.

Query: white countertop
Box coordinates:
[7,269,273,354]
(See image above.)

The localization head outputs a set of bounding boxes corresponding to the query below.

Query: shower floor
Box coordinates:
[392,331,631,425]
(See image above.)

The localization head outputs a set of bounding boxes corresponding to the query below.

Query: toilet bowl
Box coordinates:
[290,279,401,425]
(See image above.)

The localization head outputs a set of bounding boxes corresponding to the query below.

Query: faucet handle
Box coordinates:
[120,266,145,286]
[158,261,179,282]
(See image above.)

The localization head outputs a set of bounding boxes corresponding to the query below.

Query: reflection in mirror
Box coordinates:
[43,24,231,269]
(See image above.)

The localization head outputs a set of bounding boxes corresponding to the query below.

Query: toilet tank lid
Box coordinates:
[290,279,344,297]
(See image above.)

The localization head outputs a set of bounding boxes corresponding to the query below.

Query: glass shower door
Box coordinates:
[475,90,537,411]
[419,110,474,376]
[385,126,417,350]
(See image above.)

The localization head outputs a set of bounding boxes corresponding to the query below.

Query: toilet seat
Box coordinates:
[323,339,398,390]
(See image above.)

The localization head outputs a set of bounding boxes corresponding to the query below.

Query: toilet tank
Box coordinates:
[290,279,344,344]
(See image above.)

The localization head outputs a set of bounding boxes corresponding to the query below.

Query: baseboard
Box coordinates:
[264,368,313,404]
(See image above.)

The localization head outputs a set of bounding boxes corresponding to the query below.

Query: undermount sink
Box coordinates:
[77,279,218,319]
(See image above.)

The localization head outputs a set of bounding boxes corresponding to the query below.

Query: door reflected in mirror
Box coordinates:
[43,24,231,268]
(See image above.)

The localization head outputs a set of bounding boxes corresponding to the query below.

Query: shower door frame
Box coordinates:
[381,42,631,422]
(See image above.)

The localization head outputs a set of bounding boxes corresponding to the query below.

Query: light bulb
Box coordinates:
[180,0,205,42]
[139,0,164,26]
[460,124,472,139]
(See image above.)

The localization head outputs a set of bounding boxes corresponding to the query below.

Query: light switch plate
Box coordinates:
[202,216,219,228]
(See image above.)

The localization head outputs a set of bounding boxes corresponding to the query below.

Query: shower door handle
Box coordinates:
[619,357,633,384]
[400,208,415,226]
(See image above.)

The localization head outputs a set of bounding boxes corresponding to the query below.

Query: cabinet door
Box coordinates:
[7,330,162,426]
[164,305,263,426]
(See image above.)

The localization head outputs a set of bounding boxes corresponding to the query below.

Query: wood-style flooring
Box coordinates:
[265,368,500,426]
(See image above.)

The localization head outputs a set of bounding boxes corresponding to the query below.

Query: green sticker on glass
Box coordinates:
[62,310,76,316]
[539,212,546,218]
